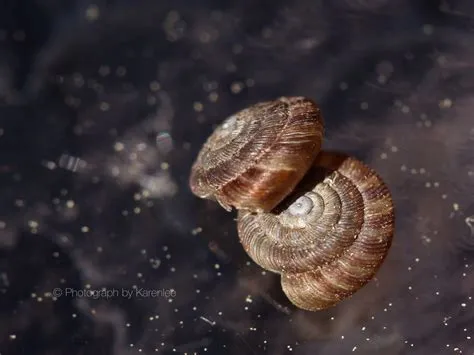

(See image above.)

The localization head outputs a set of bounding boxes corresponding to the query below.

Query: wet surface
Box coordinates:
[1,0,474,354]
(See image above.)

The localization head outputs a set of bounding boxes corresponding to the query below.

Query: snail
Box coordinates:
[189,96,395,311]
[189,97,324,213]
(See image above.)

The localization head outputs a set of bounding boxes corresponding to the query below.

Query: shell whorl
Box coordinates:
[237,151,395,311]
[189,97,324,212]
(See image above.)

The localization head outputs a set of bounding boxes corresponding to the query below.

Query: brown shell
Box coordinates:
[189,96,324,212]
[237,151,395,311]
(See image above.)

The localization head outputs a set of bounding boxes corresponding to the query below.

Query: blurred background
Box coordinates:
[1,0,474,354]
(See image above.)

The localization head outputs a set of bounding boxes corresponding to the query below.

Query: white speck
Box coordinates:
[191,227,203,235]
[58,154,87,172]
[199,316,216,326]
[66,200,75,208]
[439,98,452,108]
[230,82,243,94]
[43,160,57,170]
[114,142,125,151]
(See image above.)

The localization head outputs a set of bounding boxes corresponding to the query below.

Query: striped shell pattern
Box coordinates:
[189,97,395,311]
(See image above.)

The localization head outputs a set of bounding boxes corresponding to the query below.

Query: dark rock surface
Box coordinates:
[1,0,473,354]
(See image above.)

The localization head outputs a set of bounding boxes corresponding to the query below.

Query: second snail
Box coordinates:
[189,96,395,311]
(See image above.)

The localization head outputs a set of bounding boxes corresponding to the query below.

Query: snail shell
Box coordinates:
[189,97,324,212]
[237,151,395,311]
[189,96,395,311]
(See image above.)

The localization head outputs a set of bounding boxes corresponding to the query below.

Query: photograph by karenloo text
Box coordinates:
[51,287,176,300]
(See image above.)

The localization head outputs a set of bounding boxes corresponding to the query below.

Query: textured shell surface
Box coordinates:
[237,151,395,311]
[189,96,324,212]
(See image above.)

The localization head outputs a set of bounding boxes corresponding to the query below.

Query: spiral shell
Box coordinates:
[189,97,324,212]
[237,151,395,311]
[189,96,395,311]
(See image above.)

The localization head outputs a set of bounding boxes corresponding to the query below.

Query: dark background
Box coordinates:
[1,0,474,354]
